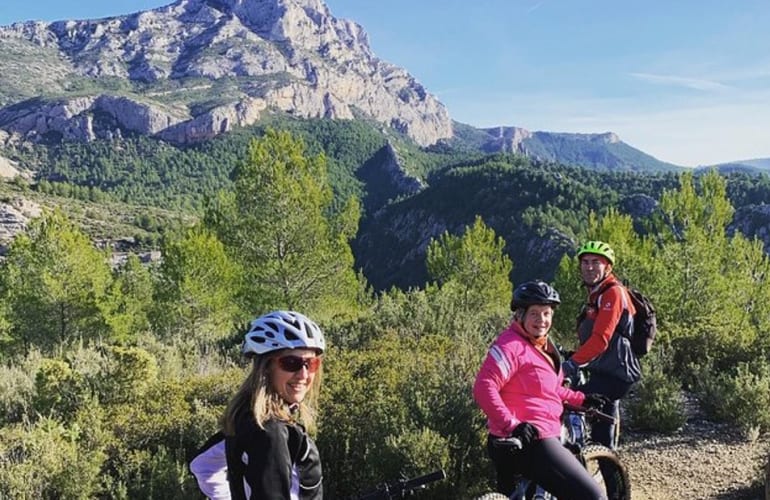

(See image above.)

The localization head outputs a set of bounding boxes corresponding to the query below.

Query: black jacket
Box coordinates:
[226,413,322,500]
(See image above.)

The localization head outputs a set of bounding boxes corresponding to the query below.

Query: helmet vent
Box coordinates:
[263,322,278,337]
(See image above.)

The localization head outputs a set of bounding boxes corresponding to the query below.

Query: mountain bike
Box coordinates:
[475,404,630,500]
[353,469,446,499]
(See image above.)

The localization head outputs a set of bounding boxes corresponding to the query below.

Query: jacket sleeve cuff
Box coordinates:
[503,418,518,435]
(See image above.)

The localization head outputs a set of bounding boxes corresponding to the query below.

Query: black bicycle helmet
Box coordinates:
[511,280,561,311]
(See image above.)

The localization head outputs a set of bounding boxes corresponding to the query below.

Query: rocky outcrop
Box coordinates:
[158,96,267,143]
[379,142,424,195]
[729,204,770,251]
[356,142,424,214]
[620,193,658,220]
[0,198,160,264]
[0,95,186,140]
[481,126,533,153]
[0,0,453,146]
[523,227,574,266]
[0,155,22,179]
[0,198,41,253]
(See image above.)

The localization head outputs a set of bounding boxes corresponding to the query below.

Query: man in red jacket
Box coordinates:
[562,240,641,449]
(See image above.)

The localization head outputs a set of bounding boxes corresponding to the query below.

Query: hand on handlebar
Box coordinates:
[509,422,539,449]
[583,393,611,410]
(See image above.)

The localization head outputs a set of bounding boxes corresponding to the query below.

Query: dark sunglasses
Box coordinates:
[275,355,322,373]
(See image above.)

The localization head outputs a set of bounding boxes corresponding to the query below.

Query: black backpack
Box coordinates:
[625,287,657,357]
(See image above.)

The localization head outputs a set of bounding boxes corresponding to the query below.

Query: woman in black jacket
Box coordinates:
[222,310,325,500]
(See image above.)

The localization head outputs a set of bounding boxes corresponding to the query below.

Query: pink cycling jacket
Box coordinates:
[473,322,585,438]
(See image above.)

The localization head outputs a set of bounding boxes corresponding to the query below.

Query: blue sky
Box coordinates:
[1,1,769,167]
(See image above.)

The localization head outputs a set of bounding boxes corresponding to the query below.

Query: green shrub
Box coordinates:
[696,360,770,438]
[379,428,450,477]
[33,358,89,421]
[318,323,492,499]
[625,364,686,433]
[0,412,107,499]
[108,446,196,500]
[0,361,36,425]
[346,428,451,500]
[99,345,159,404]
[101,368,239,499]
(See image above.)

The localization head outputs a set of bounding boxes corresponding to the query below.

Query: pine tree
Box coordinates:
[204,129,361,320]
[0,210,113,353]
[426,215,513,318]
[153,225,240,343]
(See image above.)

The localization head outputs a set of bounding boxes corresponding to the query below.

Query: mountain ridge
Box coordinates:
[1,0,766,174]
[0,0,452,146]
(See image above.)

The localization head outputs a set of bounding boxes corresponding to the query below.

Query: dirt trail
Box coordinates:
[618,395,769,499]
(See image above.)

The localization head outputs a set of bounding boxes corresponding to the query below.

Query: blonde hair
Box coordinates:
[222,351,323,435]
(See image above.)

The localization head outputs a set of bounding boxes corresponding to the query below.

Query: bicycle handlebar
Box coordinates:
[492,436,523,450]
[563,403,615,423]
[354,469,446,499]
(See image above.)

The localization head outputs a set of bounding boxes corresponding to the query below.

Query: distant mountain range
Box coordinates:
[705,158,770,174]
[448,122,683,172]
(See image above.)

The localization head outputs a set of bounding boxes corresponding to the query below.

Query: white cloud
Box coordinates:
[630,72,730,92]
[526,2,545,13]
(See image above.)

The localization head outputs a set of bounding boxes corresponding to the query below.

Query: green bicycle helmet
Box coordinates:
[576,240,616,266]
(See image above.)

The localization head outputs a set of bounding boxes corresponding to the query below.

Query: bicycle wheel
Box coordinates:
[581,445,631,500]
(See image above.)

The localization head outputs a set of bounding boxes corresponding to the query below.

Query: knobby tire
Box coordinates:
[581,445,631,500]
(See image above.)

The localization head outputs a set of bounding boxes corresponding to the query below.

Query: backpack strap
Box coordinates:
[577,280,617,323]
[597,281,636,343]
[225,435,248,500]
[596,282,629,311]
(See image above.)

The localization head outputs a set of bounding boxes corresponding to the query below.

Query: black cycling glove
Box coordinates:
[510,422,540,448]
[583,393,611,410]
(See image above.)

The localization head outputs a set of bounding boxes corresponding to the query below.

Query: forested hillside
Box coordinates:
[356,156,680,289]
[5,116,770,292]
[1,128,769,498]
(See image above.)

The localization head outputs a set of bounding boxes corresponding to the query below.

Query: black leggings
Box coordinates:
[488,435,606,500]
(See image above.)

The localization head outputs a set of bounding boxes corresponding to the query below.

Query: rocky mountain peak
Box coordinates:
[0,0,451,146]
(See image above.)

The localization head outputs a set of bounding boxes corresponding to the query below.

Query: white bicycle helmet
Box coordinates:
[242,310,326,356]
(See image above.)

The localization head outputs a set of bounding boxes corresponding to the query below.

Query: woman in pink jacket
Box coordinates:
[473,280,609,499]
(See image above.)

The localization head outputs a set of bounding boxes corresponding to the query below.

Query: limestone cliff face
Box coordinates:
[0,198,41,254]
[481,126,533,153]
[0,0,452,146]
